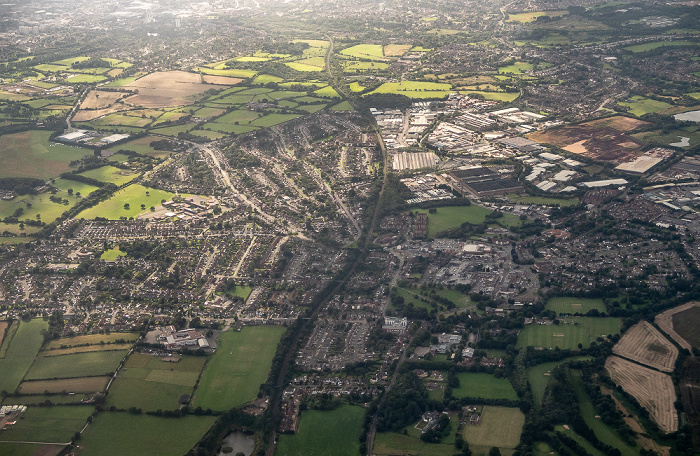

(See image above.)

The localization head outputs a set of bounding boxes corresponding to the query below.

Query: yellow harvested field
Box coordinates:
[612,321,677,372]
[655,301,699,352]
[45,332,139,349]
[202,75,244,85]
[123,71,230,108]
[384,44,413,56]
[605,356,678,433]
[72,105,128,122]
[80,90,128,110]
[19,376,109,394]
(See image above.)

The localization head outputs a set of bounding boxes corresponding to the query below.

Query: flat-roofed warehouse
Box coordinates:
[392,152,440,171]
[450,167,522,196]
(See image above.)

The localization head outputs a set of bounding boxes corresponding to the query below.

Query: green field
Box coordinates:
[460,91,519,102]
[331,101,355,111]
[348,82,365,92]
[498,61,535,74]
[78,165,139,186]
[568,370,638,456]
[507,10,569,22]
[45,332,139,349]
[344,61,389,72]
[0,406,93,443]
[414,205,519,237]
[340,44,385,60]
[250,113,301,128]
[150,123,197,137]
[632,126,700,148]
[52,178,100,197]
[101,246,127,261]
[369,81,452,99]
[193,326,285,410]
[527,356,593,407]
[0,130,91,179]
[517,317,620,350]
[506,194,579,207]
[106,353,206,411]
[0,319,47,393]
[373,432,455,456]
[77,413,216,456]
[115,136,172,158]
[623,40,698,53]
[196,67,257,78]
[25,349,128,379]
[77,184,178,220]
[0,188,88,225]
[276,405,364,456]
[555,425,606,456]
[452,373,518,400]
[545,297,605,315]
[462,406,524,452]
[619,96,672,116]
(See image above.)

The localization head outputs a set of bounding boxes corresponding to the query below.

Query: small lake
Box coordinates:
[670,136,690,147]
[674,110,700,122]
[218,431,255,456]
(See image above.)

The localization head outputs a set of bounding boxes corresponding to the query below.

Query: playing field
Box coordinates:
[25,349,128,380]
[276,405,364,456]
[77,412,216,456]
[193,326,285,410]
[619,96,673,116]
[0,406,93,443]
[462,406,524,451]
[0,130,91,179]
[0,319,47,394]
[78,165,140,186]
[106,353,206,411]
[452,373,518,400]
[545,297,605,314]
[76,184,178,220]
[414,205,519,237]
[517,317,620,349]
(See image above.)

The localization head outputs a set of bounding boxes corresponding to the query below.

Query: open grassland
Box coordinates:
[619,96,673,116]
[655,301,699,351]
[45,332,139,349]
[106,353,206,411]
[506,194,579,207]
[517,317,620,349]
[0,319,47,394]
[452,373,518,400]
[507,10,569,22]
[51,179,99,197]
[115,135,171,158]
[545,297,605,314]
[624,40,699,53]
[370,81,452,99]
[612,321,677,372]
[26,349,128,380]
[0,189,89,226]
[101,247,127,261]
[18,376,109,394]
[344,61,389,72]
[77,413,216,456]
[340,44,384,60]
[633,127,700,148]
[193,326,285,410]
[460,90,520,102]
[0,443,63,456]
[605,356,678,433]
[0,131,90,179]
[527,356,593,407]
[77,184,178,220]
[414,205,519,237]
[332,101,355,111]
[373,433,455,456]
[462,406,524,451]
[78,165,139,186]
[569,369,640,456]
[0,406,93,443]
[276,405,364,456]
[42,343,133,356]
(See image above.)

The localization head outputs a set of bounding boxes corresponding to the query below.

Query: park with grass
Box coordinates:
[517,317,620,350]
[545,297,606,315]
[76,184,178,220]
[413,205,520,237]
[276,405,364,456]
[193,325,286,410]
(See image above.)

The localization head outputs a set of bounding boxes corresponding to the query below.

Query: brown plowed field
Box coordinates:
[612,321,677,372]
[18,376,109,394]
[527,116,649,163]
[123,71,230,108]
[79,90,129,110]
[202,75,243,85]
[605,356,678,433]
[655,302,699,352]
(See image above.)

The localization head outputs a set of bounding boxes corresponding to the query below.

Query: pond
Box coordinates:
[674,110,700,122]
[670,136,690,147]
[218,431,255,456]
